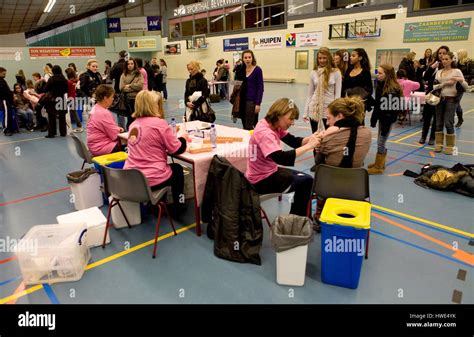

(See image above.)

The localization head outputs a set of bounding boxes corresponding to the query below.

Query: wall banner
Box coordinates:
[29,48,96,58]
[107,17,162,33]
[403,18,471,43]
[223,37,249,52]
[0,48,23,61]
[251,34,283,50]
[296,32,323,48]
[165,43,181,55]
[128,39,157,49]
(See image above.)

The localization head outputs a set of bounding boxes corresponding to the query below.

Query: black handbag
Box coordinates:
[110,92,131,116]
[456,81,465,94]
[192,99,216,123]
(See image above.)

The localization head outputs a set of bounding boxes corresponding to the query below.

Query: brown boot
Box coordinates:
[368,153,386,175]
[443,134,455,155]
[312,198,325,233]
[434,132,444,152]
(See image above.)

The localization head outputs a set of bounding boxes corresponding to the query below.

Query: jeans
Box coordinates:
[377,123,393,154]
[162,83,168,100]
[421,104,436,140]
[16,108,34,124]
[436,98,457,134]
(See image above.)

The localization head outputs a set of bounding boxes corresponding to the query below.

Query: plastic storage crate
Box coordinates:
[92,151,128,170]
[14,223,91,285]
[57,207,110,247]
[320,198,371,289]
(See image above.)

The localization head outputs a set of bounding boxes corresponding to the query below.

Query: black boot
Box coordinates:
[418,136,426,144]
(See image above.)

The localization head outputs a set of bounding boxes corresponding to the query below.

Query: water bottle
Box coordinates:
[170,117,176,136]
[210,124,217,149]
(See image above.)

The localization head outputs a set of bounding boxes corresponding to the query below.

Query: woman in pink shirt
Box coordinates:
[124,90,188,212]
[87,85,124,156]
[246,98,319,217]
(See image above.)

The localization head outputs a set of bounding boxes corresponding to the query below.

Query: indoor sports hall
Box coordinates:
[0,0,473,307]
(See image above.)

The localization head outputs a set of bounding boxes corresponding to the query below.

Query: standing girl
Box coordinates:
[159,59,168,101]
[238,50,264,130]
[303,47,342,171]
[368,64,402,174]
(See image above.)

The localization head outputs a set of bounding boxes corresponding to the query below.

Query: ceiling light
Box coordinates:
[272,11,284,18]
[44,0,56,13]
[287,1,313,13]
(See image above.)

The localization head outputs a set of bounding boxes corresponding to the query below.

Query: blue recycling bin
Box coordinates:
[320,198,371,289]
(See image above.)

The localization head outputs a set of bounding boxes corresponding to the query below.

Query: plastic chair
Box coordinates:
[307,164,371,259]
[101,166,177,259]
[71,134,93,169]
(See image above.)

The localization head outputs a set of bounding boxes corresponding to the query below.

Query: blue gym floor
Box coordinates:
[1,81,473,304]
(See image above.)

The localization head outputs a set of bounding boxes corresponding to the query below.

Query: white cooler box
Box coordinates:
[276,244,309,286]
[69,172,103,210]
[57,207,110,247]
[109,197,141,228]
[14,223,91,285]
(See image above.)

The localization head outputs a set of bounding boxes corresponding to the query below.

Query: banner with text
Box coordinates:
[107,16,162,33]
[251,34,283,50]
[29,48,96,58]
[128,39,157,49]
[403,18,471,43]
[0,48,23,61]
[223,37,249,52]
[296,31,323,48]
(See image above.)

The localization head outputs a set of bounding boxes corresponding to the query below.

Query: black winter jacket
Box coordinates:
[398,58,416,81]
[79,70,103,98]
[0,78,13,105]
[110,58,126,92]
[370,80,402,137]
[202,156,263,265]
[184,71,209,107]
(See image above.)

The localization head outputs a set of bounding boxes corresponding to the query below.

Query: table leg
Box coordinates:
[192,162,201,236]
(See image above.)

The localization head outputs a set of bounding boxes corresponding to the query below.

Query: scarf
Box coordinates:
[310,69,326,132]
[334,119,360,168]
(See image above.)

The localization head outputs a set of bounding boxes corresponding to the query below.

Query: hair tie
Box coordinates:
[288,99,294,109]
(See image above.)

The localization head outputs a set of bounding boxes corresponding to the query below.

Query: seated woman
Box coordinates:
[246,98,319,217]
[13,83,34,131]
[311,96,372,229]
[124,90,187,212]
[87,85,124,156]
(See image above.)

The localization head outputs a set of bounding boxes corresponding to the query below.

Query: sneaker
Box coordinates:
[73,127,83,133]
[418,137,426,144]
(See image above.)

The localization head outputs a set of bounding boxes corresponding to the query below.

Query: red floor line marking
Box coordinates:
[0,256,17,265]
[429,151,436,158]
[388,172,404,177]
[0,187,70,207]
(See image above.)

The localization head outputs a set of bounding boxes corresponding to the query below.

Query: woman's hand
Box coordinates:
[431,61,439,69]
[119,127,124,133]
[186,102,195,108]
[255,105,261,113]
[303,117,310,123]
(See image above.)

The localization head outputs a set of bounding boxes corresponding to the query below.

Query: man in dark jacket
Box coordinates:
[202,156,263,265]
[398,52,416,81]
[43,65,68,138]
[109,50,128,92]
[0,67,15,136]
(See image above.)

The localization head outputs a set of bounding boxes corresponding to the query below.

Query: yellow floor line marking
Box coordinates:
[395,130,422,143]
[372,204,474,238]
[0,224,195,304]
[0,136,46,146]
[0,285,43,305]
[86,223,195,271]
[388,140,474,156]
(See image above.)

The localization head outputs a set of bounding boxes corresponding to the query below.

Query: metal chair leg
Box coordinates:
[161,201,177,236]
[365,230,370,259]
[260,207,271,228]
[152,204,163,259]
[116,200,132,228]
[102,199,115,248]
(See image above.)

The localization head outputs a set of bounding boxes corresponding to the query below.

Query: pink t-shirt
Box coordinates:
[124,117,181,187]
[139,68,148,91]
[398,79,420,98]
[87,104,121,156]
[246,119,288,184]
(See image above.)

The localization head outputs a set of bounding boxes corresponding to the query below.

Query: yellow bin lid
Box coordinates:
[92,151,128,166]
[320,198,371,229]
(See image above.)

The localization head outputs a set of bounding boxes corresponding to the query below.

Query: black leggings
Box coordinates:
[150,163,184,205]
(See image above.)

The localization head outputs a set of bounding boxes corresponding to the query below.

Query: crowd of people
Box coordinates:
[0,45,472,227]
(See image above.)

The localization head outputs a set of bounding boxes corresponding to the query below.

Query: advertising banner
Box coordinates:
[403,18,471,43]
[251,35,283,50]
[128,39,157,49]
[286,33,296,47]
[223,37,249,52]
[106,18,121,33]
[296,32,323,48]
[147,16,162,31]
[29,48,96,58]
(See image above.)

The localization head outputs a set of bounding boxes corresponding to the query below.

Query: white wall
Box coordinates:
[159,8,474,83]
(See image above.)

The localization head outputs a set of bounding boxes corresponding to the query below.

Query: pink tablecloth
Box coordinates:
[174,121,250,206]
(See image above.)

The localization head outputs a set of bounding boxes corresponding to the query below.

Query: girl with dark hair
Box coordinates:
[368,64,403,174]
[432,51,468,155]
[420,45,449,145]
[334,49,349,79]
[159,59,168,100]
[237,49,264,130]
[13,83,34,131]
[43,65,68,138]
[119,57,144,129]
[342,48,374,113]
